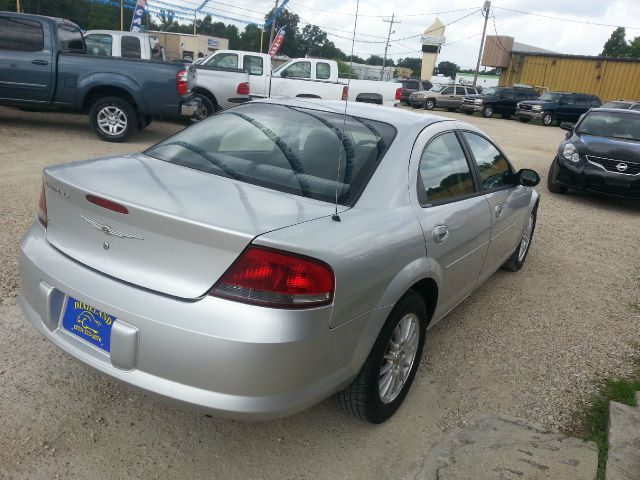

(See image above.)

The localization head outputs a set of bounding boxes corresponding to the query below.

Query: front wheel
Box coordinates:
[547,157,568,194]
[501,208,537,272]
[542,111,554,126]
[425,99,435,110]
[89,96,138,142]
[336,291,427,423]
[482,104,494,118]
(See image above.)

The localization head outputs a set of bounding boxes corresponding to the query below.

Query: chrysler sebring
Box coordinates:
[19,99,540,423]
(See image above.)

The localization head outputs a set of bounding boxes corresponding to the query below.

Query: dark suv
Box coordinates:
[461,86,539,118]
[516,92,601,126]
[548,108,640,199]
[394,79,433,105]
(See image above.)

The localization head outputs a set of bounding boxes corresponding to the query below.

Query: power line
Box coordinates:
[295,14,389,39]
[493,5,640,30]
[287,2,480,19]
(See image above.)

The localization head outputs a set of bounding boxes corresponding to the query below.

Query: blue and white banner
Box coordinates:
[130,0,148,32]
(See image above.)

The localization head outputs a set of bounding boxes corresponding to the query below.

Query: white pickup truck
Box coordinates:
[200,50,401,107]
[85,30,167,60]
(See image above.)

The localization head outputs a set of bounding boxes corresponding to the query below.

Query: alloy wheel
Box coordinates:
[379,313,420,404]
[518,214,534,262]
[97,105,127,136]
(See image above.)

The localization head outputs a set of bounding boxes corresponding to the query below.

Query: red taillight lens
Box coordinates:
[395,87,403,101]
[210,246,334,308]
[37,183,47,227]
[236,82,250,95]
[177,69,188,95]
[342,85,349,101]
[86,194,129,214]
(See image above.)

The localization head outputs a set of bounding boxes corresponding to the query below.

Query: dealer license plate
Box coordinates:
[62,297,116,352]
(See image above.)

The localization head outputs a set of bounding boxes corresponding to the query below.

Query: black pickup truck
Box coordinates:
[0,12,201,142]
[460,86,539,119]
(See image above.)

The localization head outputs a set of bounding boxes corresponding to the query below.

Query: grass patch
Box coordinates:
[630,303,640,313]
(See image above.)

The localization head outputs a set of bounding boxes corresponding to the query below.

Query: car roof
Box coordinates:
[2,11,78,27]
[586,107,640,115]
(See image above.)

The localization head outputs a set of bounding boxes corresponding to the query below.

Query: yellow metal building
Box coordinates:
[499,53,640,102]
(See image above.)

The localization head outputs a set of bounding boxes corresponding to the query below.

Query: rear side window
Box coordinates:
[85,34,113,56]
[121,36,141,58]
[204,52,238,68]
[0,17,43,52]
[58,24,84,52]
[560,95,575,105]
[316,62,331,80]
[574,96,588,107]
[145,103,396,206]
[463,132,515,190]
[464,87,477,95]
[418,132,475,204]
[243,55,263,75]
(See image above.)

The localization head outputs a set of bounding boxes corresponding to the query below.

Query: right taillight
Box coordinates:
[38,183,47,227]
[177,69,189,95]
[341,85,349,101]
[236,82,250,95]
[395,87,403,101]
[210,245,334,308]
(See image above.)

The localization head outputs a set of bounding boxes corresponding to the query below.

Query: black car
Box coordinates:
[394,78,433,105]
[460,86,539,118]
[601,100,640,111]
[516,92,601,126]
[547,108,640,199]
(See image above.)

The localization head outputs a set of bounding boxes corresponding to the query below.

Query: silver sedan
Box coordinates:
[19,99,540,423]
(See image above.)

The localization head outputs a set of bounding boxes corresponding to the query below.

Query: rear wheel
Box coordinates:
[542,111,554,126]
[89,96,138,142]
[547,157,568,194]
[425,99,435,110]
[336,291,427,424]
[501,208,537,272]
[189,93,216,124]
[482,104,494,118]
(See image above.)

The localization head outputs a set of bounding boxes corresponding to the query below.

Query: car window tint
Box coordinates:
[316,62,331,80]
[441,87,453,95]
[85,34,113,56]
[463,132,515,190]
[243,55,263,75]
[574,97,588,106]
[631,104,640,111]
[285,61,311,78]
[0,17,44,51]
[418,132,475,203]
[205,52,238,68]
[121,36,141,58]
[464,87,474,95]
[502,90,515,99]
[560,95,575,105]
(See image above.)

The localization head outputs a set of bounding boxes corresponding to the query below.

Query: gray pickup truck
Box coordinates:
[0,12,201,142]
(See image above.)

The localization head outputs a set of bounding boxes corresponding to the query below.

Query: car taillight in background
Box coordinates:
[237,82,250,95]
[395,87,403,101]
[210,246,335,308]
[342,85,349,101]
[177,69,189,95]
[37,183,47,227]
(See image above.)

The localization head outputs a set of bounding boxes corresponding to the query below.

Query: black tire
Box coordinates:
[482,104,494,118]
[518,117,531,123]
[425,99,435,110]
[500,113,512,119]
[501,206,537,272]
[547,157,568,194]
[542,111,554,126]
[89,96,138,142]
[336,291,427,424]
[188,93,215,124]
[462,109,473,115]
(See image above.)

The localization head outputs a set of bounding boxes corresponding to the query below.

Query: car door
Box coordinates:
[242,54,265,96]
[452,86,466,108]
[410,124,492,319]
[436,86,453,107]
[0,15,53,102]
[496,89,515,114]
[460,131,531,282]
[557,94,576,121]
[572,96,589,121]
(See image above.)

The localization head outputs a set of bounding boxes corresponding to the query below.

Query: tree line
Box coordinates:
[601,27,640,58]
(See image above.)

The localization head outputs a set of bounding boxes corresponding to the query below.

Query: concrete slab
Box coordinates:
[606,401,640,480]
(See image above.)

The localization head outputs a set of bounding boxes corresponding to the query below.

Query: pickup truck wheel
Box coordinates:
[501,208,537,272]
[336,291,426,424]
[542,112,554,126]
[425,99,435,110]
[482,105,494,118]
[186,94,215,124]
[90,96,137,142]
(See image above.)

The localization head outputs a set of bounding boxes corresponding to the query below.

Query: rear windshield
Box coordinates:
[577,111,640,142]
[145,103,396,206]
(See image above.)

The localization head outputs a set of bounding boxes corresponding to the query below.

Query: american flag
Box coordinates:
[268,28,286,56]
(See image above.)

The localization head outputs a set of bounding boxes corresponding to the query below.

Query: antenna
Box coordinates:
[332,0,360,222]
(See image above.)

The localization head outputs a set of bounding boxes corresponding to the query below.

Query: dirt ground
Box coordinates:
[0,105,638,480]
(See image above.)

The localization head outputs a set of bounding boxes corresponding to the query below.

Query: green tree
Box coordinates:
[629,36,640,58]
[397,57,422,76]
[337,60,356,78]
[300,24,327,56]
[365,55,384,66]
[601,27,630,57]
[264,8,302,57]
[437,60,459,79]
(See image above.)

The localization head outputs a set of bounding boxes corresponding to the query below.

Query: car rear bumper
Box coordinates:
[19,222,390,419]
[408,98,425,107]
[553,156,640,199]
[180,99,202,117]
[516,109,543,119]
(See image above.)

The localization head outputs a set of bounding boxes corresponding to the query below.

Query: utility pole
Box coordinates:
[381,13,398,81]
[120,0,124,31]
[473,1,491,86]
[16,0,20,12]
[268,0,279,51]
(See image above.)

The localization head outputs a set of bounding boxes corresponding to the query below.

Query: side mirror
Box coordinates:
[517,169,540,187]
[560,122,574,132]
[280,69,289,78]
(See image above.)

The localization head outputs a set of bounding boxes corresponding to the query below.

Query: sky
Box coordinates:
[165,0,640,69]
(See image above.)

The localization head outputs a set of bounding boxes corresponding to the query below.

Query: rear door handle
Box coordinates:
[31,59,49,65]
[432,225,449,244]
[495,205,504,218]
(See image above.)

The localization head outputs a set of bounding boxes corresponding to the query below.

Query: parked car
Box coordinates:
[20,98,540,423]
[601,100,640,111]
[0,13,200,141]
[548,108,640,199]
[200,50,402,107]
[85,30,166,61]
[516,92,601,126]
[461,86,539,118]
[409,84,480,111]
[394,78,433,105]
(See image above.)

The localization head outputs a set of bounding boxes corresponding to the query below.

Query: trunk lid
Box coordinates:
[43,154,335,298]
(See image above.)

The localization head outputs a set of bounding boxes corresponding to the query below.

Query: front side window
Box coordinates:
[441,87,454,95]
[463,132,515,190]
[243,55,263,75]
[57,24,84,52]
[145,103,396,206]
[465,87,477,95]
[121,36,141,58]
[560,95,575,105]
[85,34,113,56]
[539,92,561,102]
[204,52,238,68]
[418,132,475,204]
[316,62,331,80]
[284,61,311,78]
[0,17,43,51]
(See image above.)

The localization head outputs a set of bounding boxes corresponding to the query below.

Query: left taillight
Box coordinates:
[37,183,47,227]
[177,69,189,95]
[236,82,250,95]
[341,85,349,101]
[209,245,335,308]
[395,87,403,101]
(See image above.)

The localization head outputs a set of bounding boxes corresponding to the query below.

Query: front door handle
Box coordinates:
[432,225,449,244]
[495,205,504,218]
[31,59,49,65]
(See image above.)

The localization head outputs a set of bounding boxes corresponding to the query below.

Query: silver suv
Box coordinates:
[409,85,480,111]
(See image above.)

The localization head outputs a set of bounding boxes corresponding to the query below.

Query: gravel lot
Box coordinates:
[1,105,639,480]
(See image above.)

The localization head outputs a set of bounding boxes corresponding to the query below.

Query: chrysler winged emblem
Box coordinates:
[80,215,143,240]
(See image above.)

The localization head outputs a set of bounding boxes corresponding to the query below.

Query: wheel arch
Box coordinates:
[83,86,139,113]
